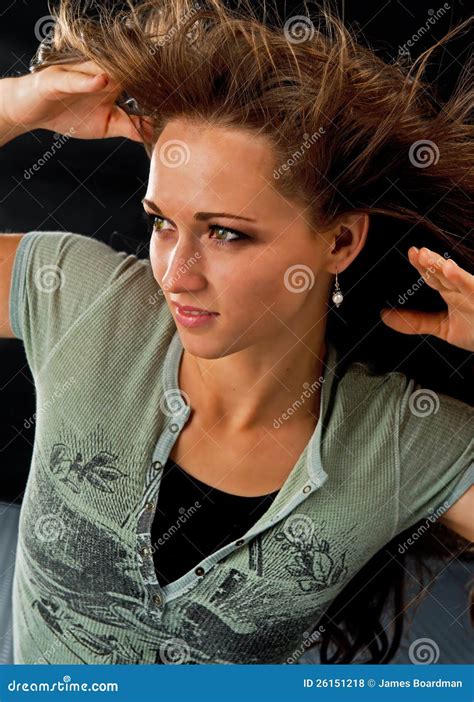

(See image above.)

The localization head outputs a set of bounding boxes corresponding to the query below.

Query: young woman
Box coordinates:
[0,0,472,665]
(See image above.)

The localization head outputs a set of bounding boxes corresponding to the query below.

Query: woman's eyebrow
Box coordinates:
[141,197,257,222]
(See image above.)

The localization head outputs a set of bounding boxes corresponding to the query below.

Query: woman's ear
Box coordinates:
[328,212,369,273]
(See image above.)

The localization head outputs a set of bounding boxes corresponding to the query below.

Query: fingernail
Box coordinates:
[409,246,419,255]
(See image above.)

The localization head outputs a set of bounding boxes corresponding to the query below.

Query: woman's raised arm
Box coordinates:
[0,61,152,147]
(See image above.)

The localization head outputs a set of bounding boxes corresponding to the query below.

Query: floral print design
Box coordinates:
[275,513,350,593]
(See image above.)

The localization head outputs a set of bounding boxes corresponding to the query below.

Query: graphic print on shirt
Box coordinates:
[49,442,127,494]
[148,514,357,664]
[248,534,264,575]
[18,429,357,663]
[17,430,165,664]
[274,513,353,593]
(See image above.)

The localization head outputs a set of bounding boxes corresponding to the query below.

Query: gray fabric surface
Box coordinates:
[0,501,20,664]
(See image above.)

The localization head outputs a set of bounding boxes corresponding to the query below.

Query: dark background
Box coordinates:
[0,0,472,505]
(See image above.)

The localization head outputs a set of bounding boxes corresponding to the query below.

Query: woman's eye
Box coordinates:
[144,213,170,234]
[209,225,248,246]
[144,212,248,246]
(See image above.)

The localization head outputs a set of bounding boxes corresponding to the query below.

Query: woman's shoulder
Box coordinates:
[327,345,473,446]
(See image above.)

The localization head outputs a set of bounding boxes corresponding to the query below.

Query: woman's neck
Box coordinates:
[178,331,328,434]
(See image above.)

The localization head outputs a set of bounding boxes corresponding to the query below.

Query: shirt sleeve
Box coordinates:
[8,230,144,378]
[395,372,473,535]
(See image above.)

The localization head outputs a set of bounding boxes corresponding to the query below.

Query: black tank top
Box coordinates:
[151,457,279,587]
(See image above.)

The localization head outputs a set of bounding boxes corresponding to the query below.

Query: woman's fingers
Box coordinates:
[104,108,154,142]
[380,307,449,338]
[442,256,474,294]
[407,246,456,292]
[53,61,123,97]
[56,59,108,77]
[40,68,109,97]
[407,246,474,300]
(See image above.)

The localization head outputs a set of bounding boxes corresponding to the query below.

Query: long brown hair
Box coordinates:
[30,0,473,663]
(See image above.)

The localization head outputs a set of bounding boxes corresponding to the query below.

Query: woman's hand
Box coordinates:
[380,246,474,352]
[0,60,152,143]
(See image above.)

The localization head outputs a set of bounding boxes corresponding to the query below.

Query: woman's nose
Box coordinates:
[162,250,205,292]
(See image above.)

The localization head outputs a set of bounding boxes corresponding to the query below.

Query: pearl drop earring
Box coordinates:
[332,266,343,307]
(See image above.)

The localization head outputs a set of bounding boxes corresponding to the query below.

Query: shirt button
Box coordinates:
[152,594,162,606]
[235,539,245,547]
[145,502,155,512]
[169,423,179,433]
[195,566,205,576]
[153,460,163,470]
[303,485,312,493]
[140,546,151,557]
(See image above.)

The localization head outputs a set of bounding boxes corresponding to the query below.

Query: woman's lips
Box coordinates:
[173,304,219,328]
[174,303,216,313]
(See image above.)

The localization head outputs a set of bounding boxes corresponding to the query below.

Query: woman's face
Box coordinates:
[146,118,335,359]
